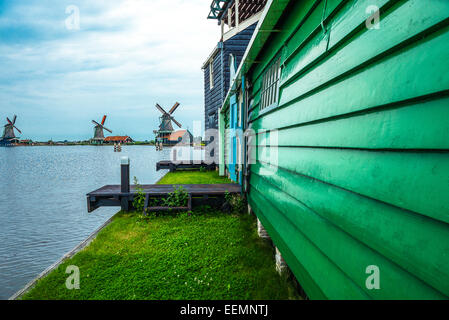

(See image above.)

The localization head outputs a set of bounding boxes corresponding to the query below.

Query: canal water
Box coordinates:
[0,145,171,299]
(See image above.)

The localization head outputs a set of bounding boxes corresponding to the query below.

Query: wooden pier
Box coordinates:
[87,183,240,213]
[156,160,216,172]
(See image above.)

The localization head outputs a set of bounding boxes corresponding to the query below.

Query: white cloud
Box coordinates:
[0,0,220,140]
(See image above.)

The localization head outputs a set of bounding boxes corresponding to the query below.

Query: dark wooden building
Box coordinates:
[202,0,267,146]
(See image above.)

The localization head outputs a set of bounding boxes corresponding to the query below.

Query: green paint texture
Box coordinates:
[221,0,449,299]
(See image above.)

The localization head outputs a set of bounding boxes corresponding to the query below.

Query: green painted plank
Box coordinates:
[252,0,345,82]
[326,0,391,49]
[250,162,449,297]
[253,147,449,224]
[280,0,449,93]
[253,96,449,149]
[251,0,320,82]
[249,188,371,300]
[280,22,449,112]
[239,0,449,301]
[250,172,446,299]
[280,0,328,68]
[248,196,328,300]
[254,24,449,129]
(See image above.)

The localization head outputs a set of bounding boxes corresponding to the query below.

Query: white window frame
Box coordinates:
[209,60,214,90]
[260,57,281,111]
[229,54,236,87]
[238,90,243,127]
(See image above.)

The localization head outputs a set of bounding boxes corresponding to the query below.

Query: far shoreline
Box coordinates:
[2,143,205,149]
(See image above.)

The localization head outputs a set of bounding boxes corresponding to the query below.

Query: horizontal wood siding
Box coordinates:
[204,23,257,134]
[223,23,257,91]
[247,0,449,299]
[204,50,223,132]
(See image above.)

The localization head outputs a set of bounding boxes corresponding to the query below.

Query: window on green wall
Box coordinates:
[260,57,281,110]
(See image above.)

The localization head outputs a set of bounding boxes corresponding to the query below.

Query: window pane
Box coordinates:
[260,57,281,110]
[261,85,265,109]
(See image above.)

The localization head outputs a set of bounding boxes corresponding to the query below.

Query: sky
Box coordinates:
[0,0,220,141]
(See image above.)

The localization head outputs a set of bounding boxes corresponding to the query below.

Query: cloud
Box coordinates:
[0,0,220,140]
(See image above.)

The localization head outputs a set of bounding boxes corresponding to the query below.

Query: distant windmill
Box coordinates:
[153,102,182,144]
[1,115,22,146]
[91,115,112,144]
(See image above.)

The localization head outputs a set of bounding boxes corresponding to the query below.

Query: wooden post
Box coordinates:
[235,0,239,28]
[275,247,288,274]
[121,156,130,211]
[257,218,270,239]
[121,156,130,193]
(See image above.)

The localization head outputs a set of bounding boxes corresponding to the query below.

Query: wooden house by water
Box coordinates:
[158,129,193,146]
[103,136,134,144]
[219,0,449,299]
[203,0,267,161]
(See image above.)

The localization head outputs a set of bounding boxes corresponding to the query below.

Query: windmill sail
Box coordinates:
[91,115,112,144]
[2,115,21,140]
[153,102,184,146]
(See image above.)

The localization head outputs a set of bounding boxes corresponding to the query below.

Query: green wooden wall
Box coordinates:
[246,0,449,299]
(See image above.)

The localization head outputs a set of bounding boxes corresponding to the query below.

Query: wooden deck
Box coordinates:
[156,160,216,172]
[86,183,240,213]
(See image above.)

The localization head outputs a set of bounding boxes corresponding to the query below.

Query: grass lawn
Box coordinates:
[22,171,299,300]
[157,170,232,184]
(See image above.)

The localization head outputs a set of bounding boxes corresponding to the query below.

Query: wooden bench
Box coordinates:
[156,161,216,172]
[143,192,192,214]
[87,183,240,212]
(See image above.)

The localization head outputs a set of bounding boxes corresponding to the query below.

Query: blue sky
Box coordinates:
[0,0,220,141]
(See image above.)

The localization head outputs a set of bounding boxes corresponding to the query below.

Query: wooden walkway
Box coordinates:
[87,183,240,213]
[156,160,216,172]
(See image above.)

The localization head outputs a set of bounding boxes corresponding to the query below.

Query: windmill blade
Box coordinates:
[92,120,111,133]
[6,117,13,125]
[12,115,17,125]
[13,126,22,134]
[171,117,182,128]
[155,103,168,115]
[101,115,107,125]
[168,102,180,114]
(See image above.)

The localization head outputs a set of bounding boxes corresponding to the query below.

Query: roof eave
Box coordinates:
[220,0,290,114]
[201,44,221,69]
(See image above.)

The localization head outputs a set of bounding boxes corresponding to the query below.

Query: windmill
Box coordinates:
[91,115,112,144]
[153,102,182,144]
[1,115,22,146]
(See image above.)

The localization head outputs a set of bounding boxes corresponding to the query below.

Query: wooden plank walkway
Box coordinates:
[156,160,216,172]
[87,183,240,213]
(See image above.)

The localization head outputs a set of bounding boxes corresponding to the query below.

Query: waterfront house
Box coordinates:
[219,0,449,299]
[202,0,267,161]
[18,139,33,145]
[157,129,193,146]
[103,136,134,144]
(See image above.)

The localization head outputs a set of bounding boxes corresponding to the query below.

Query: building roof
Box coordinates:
[202,44,220,70]
[221,0,290,113]
[208,0,267,24]
[160,130,192,142]
[104,136,132,142]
